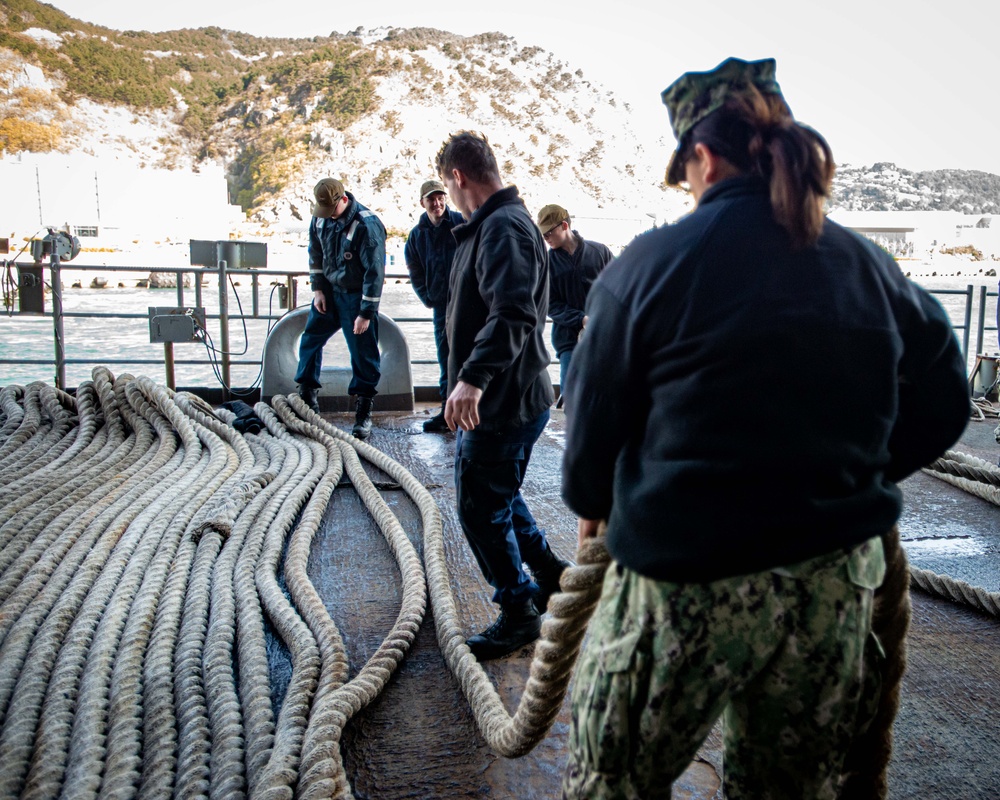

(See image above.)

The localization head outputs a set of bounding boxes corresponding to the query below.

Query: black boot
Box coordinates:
[298,384,320,413]
[353,396,374,440]
[466,599,541,660]
[422,409,449,433]
[531,550,573,614]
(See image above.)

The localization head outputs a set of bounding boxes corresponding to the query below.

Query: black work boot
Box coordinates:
[466,599,541,661]
[353,396,374,440]
[298,384,320,413]
[531,551,573,614]
[422,409,449,433]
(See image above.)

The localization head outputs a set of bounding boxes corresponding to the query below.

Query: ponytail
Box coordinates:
[688,90,835,249]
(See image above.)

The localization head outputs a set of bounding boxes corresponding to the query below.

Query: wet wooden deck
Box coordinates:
[280,404,1000,799]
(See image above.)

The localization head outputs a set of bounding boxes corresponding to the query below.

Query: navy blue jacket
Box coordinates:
[404,208,464,308]
[548,232,613,356]
[447,186,554,431]
[308,192,386,320]
[562,177,968,582]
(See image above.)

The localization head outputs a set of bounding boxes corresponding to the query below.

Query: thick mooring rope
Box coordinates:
[909,567,1000,616]
[3,370,993,800]
[287,397,611,760]
[918,448,1000,617]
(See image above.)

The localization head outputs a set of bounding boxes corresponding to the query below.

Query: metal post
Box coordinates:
[164,342,175,390]
[962,285,972,366]
[252,271,260,317]
[176,272,185,308]
[218,259,231,400]
[975,285,987,358]
[50,252,66,389]
[288,275,296,309]
[195,271,203,310]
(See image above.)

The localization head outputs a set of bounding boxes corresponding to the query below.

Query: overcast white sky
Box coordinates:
[48,0,1000,175]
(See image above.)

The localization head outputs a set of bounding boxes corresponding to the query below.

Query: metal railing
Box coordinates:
[1,257,446,400]
[934,284,999,367]
[2,257,998,397]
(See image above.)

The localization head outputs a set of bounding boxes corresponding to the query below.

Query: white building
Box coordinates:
[0,152,245,252]
[827,209,1000,260]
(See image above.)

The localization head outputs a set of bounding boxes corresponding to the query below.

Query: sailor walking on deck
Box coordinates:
[294,178,386,439]
[560,58,969,799]
[436,130,572,661]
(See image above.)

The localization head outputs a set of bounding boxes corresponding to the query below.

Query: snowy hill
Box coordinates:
[832,162,1000,214]
[1,2,998,256]
[0,8,691,249]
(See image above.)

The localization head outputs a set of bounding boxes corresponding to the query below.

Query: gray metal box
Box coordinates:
[189,240,267,269]
[148,307,207,343]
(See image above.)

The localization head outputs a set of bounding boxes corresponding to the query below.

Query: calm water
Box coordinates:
[0,269,996,390]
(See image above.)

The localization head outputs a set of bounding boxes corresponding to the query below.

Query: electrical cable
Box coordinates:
[192,281,286,398]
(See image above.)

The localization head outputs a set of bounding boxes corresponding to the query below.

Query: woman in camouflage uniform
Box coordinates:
[560,58,968,799]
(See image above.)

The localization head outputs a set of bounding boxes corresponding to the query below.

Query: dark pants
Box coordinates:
[455,409,552,606]
[558,348,574,398]
[432,303,449,402]
[294,289,380,397]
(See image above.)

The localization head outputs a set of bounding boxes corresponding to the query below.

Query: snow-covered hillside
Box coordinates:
[1,24,691,250]
[3,16,999,261]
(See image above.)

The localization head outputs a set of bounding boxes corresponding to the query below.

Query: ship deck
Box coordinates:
[288,403,1000,799]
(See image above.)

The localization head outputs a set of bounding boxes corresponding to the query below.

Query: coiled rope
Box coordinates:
[0,372,485,800]
[7,369,988,800]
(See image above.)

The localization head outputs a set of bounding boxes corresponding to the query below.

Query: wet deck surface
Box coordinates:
[280,405,1000,799]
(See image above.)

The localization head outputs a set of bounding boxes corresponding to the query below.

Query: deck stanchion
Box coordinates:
[50,252,66,390]
[962,284,973,365]
[975,285,987,358]
[218,259,231,400]
[164,342,175,390]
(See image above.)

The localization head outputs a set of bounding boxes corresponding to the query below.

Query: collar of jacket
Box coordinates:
[418,207,461,230]
[330,192,360,229]
[453,185,522,242]
[697,175,768,208]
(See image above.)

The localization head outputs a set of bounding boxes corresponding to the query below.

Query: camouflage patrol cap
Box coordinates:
[662,57,785,186]
[536,204,569,235]
[312,177,345,218]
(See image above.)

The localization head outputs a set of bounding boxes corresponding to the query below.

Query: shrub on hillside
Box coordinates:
[940,244,984,261]
[0,117,60,153]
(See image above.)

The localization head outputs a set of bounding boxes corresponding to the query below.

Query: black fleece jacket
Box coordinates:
[562,177,968,582]
[404,208,464,308]
[548,232,614,356]
[446,186,554,431]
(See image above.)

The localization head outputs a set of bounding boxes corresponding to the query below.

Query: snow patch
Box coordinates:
[21,28,63,47]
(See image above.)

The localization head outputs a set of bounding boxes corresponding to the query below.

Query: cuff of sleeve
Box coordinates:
[456,368,489,392]
[562,490,611,523]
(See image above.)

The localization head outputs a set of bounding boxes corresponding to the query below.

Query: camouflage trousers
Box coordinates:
[562,537,886,800]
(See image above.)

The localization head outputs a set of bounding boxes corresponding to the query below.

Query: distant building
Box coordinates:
[0,152,244,251]
[827,209,1000,260]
